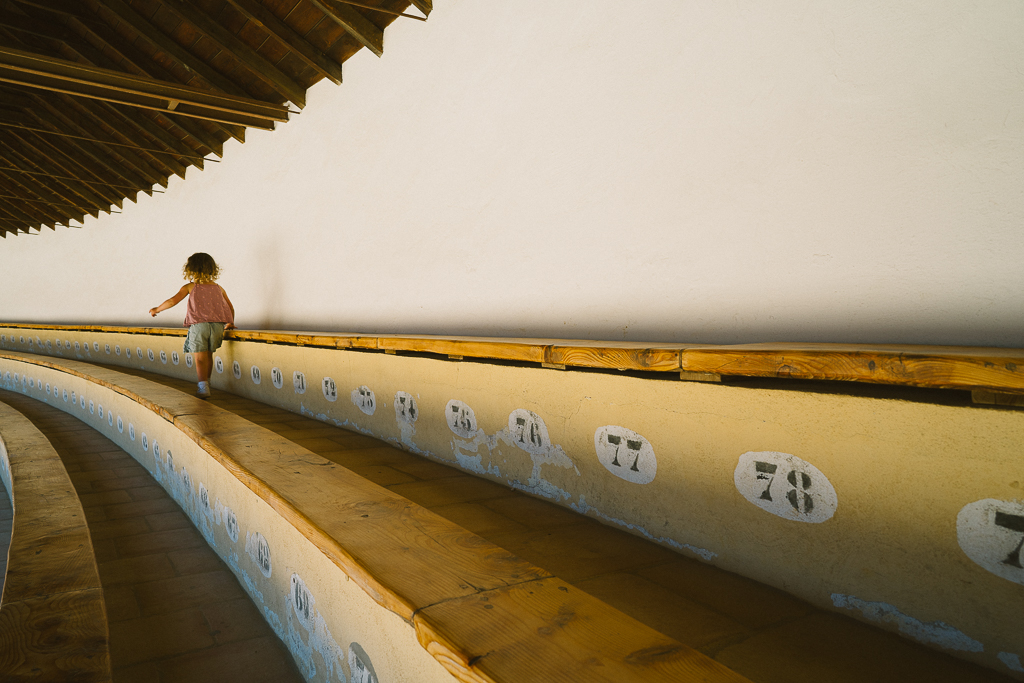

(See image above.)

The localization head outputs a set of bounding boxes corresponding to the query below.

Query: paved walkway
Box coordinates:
[0,473,11,596]
[106,365,1009,683]
[0,390,304,683]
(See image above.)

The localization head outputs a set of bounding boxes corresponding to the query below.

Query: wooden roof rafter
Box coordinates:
[0,0,423,236]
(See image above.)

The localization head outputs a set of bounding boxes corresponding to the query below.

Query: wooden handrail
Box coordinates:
[0,401,110,682]
[3,322,1023,394]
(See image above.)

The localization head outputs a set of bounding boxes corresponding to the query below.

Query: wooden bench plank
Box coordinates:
[416,577,752,683]
[0,399,110,682]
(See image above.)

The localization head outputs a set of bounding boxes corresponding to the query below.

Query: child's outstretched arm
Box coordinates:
[149,283,193,317]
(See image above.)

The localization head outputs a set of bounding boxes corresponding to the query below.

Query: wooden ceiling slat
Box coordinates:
[0,196,61,232]
[43,93,192,179]
[18,119,155,196]
[0,141,103,218]
[47,15,238,154]
[0,131,123,209]
[0,10,76,43]
[225,0,342,85]
[0,185,60,228]
[92,0,249,97]
[159,0,306,108]
[0,156,85,223]
[0,0,421,235]
[0,46,289,128]
[12,131,134,206]
[307,0,383,57]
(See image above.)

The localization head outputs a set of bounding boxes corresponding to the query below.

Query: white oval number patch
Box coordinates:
[734,451,837,523]
[394,391,417,423]
[594,425,657,484]
[509,409,551,455]
[957,499,1024,586]
[445,400,477,438]
[351,385,375,415]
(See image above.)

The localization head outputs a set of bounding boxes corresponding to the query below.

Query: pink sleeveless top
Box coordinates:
[183,283,234,326]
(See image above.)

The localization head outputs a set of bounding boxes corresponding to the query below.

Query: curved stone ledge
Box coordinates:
[0,400,110,682]
[2,325,1023,679]
[0,352,746,683]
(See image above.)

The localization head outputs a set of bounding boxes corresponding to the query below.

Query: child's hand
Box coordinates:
[149,307,159,317]
[224,323,236,330]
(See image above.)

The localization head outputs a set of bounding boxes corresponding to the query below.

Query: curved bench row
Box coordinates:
[0,400,110,682]
[0,351,747,683]
[2,323,1023,393]
[1,326,1023,679]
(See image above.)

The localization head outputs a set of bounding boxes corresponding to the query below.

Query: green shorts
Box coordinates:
[184,322,225,353]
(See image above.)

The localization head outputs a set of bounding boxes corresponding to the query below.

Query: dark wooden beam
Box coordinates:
[0,159,82,223]
[0,9,76,43]
[90,0,250,97]
[225,0,344,85]
[0,131,125,214]
[0,158,87,225]
[0,46,289,129]
[306,0,384,57]
[160,0,307,108]
[37,93,193,179]
[409,0,432,17]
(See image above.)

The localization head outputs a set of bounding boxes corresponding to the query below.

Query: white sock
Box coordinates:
[198,381,209,390]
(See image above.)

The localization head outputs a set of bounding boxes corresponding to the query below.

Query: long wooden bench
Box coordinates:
[0,400,111,682]
[3,323,1023,394]
[0,351,751,683]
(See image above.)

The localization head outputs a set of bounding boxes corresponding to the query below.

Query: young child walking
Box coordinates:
[149,253,235,398]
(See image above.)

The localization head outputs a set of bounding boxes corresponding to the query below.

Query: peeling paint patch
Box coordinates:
[395,390,418,447]
[998,652,1024,673]
[288,573,347,682]
[351,385,376,415]
[349,642,378,683]
[245,531,273,578]
[572,495,717,560]
[831,594,983,652]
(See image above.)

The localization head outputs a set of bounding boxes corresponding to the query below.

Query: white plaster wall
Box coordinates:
[2,1,1023,346]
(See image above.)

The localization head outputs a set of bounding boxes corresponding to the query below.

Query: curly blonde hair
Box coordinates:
[183,252,221,283]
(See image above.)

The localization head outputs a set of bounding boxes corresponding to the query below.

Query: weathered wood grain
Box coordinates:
[4,324,1024,392]
[545,341,684,371]
[0,400,110,682]
[377,335,546,363]
[680,343,1024,393]
[415,578,752,683]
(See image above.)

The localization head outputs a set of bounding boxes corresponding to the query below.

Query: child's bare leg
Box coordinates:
[195,351,212,383]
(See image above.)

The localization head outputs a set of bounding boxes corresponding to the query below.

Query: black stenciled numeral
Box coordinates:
[786,470,813,513]
[606,434,622,466]
[626,439,642,472]
[755,461,778,501]
[995,511,1024,568]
